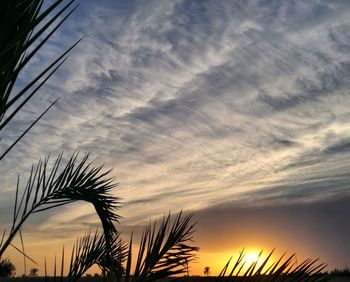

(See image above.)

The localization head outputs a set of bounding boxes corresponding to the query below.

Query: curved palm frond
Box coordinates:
[0,0,79,160]
[0,153,120,257]
[126,212,199,282]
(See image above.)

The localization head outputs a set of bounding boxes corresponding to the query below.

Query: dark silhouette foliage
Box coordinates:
[0,257,16,277]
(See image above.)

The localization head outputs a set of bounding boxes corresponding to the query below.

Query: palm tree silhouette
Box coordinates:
[29,268,39,277]
[204,266,210,277]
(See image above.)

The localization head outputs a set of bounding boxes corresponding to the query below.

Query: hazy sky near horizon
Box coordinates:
[1,0,350,274]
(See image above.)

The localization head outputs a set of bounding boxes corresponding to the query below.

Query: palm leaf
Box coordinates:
[216,249,327,282]
[0,0,79,158]
[126,212,199,282]
[68,231,127,281]
[0,153,120,257]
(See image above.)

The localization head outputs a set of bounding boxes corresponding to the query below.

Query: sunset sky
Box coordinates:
[1,0,350,276]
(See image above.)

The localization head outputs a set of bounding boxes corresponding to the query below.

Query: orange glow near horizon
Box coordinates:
[2,225,332,278]
[3,243,327,277]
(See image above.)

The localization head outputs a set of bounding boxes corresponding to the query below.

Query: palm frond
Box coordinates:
[68,231,126,281]
[127,212,199,282]
[0,153,120,257]
[0,0,79,158]
[216,249,327,282]
[0,99,58,161]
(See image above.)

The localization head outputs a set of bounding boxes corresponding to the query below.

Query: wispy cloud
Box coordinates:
[1,0,350,235]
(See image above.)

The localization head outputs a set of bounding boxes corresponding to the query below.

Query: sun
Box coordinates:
[244,252,260,265]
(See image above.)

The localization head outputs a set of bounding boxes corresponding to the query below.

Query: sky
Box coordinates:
[1,0,350,276]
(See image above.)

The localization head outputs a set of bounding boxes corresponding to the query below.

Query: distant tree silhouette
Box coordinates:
[184,257,190,276]
[204,266,210,277]
[29,267,39,277]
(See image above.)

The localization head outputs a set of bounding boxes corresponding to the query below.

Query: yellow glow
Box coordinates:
[244,252,259,265]
[195,248,275,276]
[229,249,278,275]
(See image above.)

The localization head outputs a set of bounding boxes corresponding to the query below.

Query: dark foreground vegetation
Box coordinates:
[1,273,350,282]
